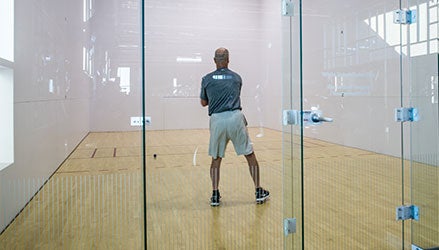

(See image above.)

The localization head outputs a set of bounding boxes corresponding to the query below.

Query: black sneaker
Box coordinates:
[255,187,270,204]
[210,190,221,207]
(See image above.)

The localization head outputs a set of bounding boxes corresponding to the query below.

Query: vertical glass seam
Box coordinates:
[299,0,305,249]
[141,0,147,249]
[398,0,406,249]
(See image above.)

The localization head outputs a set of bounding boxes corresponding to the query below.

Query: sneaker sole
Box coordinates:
[256,194,270,204]
[210,202,220,207]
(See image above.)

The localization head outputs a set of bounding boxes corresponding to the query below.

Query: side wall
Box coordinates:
[0,0,90,232]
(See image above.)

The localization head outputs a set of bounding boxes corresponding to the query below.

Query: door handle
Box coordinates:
[283,110,333,125]
[311,113,333,123]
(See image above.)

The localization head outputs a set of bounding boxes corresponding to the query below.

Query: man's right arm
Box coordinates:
[200,79,208,107]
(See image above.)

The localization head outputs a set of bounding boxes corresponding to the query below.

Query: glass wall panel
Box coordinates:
[144,0,285,249]
[408,0,439,249]
[0,0,144,248]
[298,0,409,248]
[1,1,435,249]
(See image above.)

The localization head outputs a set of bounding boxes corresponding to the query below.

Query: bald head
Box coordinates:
[214,47,229,69]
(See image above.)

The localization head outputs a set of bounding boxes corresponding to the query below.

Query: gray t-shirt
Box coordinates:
[200,68,242,116]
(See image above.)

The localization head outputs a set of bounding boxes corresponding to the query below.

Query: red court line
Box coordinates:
[91,148,97,158]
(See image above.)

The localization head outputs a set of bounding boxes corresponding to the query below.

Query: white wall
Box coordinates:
[88,0,284,132]
[144,0,280,130]
[89,0,143,132]
[0,0,90,232]
[260,1,283,131]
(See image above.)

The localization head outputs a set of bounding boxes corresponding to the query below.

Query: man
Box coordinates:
[200,47,270,207]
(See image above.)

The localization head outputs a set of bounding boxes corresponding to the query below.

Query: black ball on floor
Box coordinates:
[153,154,157,159]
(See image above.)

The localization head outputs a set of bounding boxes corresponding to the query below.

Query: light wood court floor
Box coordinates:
[145,128,284,250]
[0,132,144,249]
[0,128,437,249]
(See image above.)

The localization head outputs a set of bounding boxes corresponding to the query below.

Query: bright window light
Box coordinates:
[0,0,14,171]
[0,67,14,171]
[0,0,14,62]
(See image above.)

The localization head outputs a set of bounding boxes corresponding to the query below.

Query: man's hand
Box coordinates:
[200,99,208,107]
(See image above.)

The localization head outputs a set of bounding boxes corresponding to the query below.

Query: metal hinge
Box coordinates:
[284,218,296,235]
[396,205,419,221]
[393,9,417,24]
[283,110,300,125]
[282,0,294,16]
[395,107,419,122]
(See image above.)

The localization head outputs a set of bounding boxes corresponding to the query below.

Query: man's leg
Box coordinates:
[210,157,222,190]
[244,152,260,188]
[210,157,222,206]
[245,152,270,204]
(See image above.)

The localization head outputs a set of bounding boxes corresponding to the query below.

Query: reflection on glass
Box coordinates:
[117,67,131,94]
[83,0,94,23]
[364,1,438,57]
[432,75,438,104]
[176,56,202,63]
[83,46,94,76]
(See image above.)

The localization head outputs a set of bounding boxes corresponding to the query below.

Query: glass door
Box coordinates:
[280,0,437,249]
[407,0,439,249]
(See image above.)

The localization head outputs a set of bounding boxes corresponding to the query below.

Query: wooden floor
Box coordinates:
[0,128,437,249]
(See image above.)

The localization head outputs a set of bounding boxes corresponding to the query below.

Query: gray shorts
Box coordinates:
[209,110,253,159]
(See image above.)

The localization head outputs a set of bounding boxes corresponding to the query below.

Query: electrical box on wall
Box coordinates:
[131,116,151,126]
